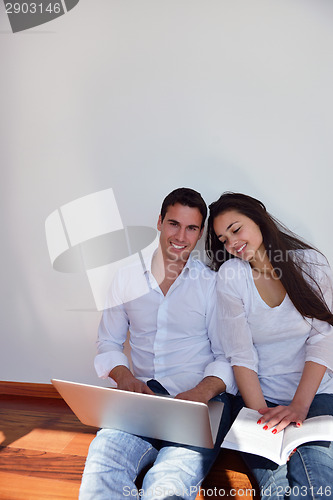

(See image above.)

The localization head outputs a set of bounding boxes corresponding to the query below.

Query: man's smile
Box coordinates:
[170,242,187,250]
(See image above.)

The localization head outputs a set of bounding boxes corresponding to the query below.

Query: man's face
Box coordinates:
[157,203,204,264]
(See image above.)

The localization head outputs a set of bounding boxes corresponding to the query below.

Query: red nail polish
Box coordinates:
[296,423,301,427]
[272,429,277,434]
[263,425,268,430]
[257,419,262,425]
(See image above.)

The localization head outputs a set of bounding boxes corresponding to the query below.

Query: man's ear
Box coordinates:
[157,215,162,231]
[198,227,204,240]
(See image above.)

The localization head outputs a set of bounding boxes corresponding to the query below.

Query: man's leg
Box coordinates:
[79,428,158,500]
[141,393,232,500]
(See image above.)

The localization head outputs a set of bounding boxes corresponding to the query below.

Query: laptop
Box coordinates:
[51,379,224,448]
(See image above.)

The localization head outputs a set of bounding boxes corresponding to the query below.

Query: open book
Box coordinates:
[221,407,333,465]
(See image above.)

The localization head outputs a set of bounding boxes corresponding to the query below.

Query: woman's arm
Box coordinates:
[233,366,267,410]
[259,254,333,433]
[258,361,326,433]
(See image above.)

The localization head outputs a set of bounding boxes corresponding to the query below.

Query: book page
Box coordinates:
[281,415,333,462]
[221,407,284,465]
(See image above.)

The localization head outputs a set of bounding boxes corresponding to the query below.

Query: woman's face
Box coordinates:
[213,210,265,265]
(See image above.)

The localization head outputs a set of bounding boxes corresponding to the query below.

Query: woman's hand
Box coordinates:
[257,402,309,434]
[257,362,326,433]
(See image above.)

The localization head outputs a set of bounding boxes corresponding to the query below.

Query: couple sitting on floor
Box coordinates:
[79,187,333,500]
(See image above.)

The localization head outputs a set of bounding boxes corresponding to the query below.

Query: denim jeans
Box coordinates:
[79,384,232,500]
[232,394,333,500]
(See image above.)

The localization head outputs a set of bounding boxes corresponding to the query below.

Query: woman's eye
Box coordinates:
[233,227,240,234]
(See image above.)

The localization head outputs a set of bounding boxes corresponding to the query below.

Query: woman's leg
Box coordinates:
[237,394,333,500]
[240,452,289,499]
[285,393,333,499]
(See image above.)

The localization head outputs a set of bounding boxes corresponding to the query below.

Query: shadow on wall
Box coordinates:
[45,187,158,311]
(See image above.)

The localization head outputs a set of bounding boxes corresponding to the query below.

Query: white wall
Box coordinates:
[1,0,332,384]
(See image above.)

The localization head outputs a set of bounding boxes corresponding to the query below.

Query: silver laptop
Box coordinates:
[51,379,224,448]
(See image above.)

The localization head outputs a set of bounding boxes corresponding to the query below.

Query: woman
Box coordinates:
[206,192,333,499]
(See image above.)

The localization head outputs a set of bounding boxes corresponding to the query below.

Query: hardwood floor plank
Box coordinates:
[0,471,80,500]
[0,446,85,481]
[0,394,70,412]
[0,382,61,399]
[0,398,98,450]
[62,432,95,457]
[7,428,78,454]
[0,407,90,430]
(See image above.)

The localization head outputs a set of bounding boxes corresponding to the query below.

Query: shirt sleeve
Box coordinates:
[216,261,259,373]
[203,270,237,395]
[94,270,131,379]
[305,253,333,371]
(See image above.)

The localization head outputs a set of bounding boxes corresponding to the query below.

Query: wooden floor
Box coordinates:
[0,394,97,499]
[0,394,258,499]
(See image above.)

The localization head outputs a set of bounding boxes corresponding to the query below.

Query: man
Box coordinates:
[79,188,236,500]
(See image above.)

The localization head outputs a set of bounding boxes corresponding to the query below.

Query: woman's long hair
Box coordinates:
[206,192,333,326]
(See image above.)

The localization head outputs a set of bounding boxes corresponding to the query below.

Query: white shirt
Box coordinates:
[216,249,333,405]
[95,249,237,397]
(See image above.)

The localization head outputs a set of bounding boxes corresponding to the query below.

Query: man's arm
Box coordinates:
[174,376,226,404]
[94,270,137,382]
[110,365,154,395]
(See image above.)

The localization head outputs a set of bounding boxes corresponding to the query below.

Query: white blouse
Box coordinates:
[217,249,333,404]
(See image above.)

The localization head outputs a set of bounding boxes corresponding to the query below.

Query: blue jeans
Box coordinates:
[232,394,333,500]
[79,385,232,500]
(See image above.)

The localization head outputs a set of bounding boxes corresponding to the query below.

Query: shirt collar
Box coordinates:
[142,245,194,277]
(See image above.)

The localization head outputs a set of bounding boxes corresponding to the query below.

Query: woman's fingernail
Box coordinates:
[272,429,277,434]
[263,425,268,430]
[257,419,262,425]
[293,448,297,452]
[296,423,301,427]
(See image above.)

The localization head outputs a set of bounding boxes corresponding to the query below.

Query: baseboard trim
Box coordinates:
[0,381,61,398]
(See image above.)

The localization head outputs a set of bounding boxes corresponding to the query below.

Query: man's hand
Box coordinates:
[258,403,309,434]
[109,366,154,395]
[175,386,209,404]
[174,376,226,405]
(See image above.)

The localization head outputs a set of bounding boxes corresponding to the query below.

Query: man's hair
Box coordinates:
[160,188,207,229]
